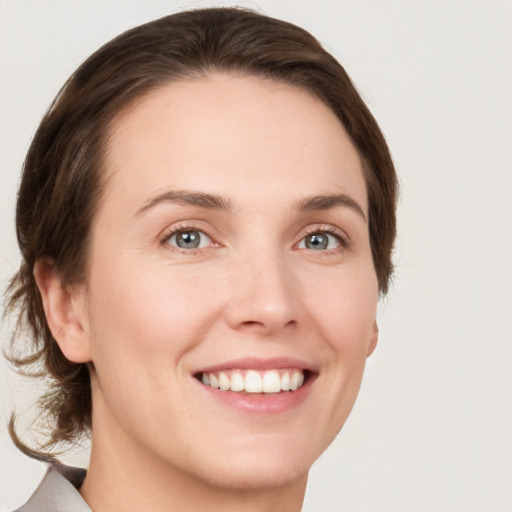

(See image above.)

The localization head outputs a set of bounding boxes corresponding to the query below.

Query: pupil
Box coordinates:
[177,231,200,249]
[306,234,328,250]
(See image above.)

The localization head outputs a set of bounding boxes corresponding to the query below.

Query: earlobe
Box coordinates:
[366,321,379,357]
[33,258,92,363]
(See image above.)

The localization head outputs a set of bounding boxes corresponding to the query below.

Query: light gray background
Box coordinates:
[1,0,511,510]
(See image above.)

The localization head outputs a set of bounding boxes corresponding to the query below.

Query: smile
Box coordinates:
[198,369,306,394]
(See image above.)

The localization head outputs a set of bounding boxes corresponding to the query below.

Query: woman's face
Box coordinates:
[78,74,378,490]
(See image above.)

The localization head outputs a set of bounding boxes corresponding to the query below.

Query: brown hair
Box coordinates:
[5,7,398,461]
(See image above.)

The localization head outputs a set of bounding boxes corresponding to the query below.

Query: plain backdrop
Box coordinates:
[1,1,511,511]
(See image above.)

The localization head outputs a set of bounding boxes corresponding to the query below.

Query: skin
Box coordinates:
[36,74,379,512]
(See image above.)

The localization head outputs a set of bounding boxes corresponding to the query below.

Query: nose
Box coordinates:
[223,250,300,335]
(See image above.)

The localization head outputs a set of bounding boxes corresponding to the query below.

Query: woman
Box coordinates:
[6,7,397,511]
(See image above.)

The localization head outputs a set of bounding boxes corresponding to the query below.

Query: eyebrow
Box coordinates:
[135,190,231,216]
[135,189,366,222]
[297,194,367,222]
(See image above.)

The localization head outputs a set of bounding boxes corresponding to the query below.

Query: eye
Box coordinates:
[297,231,343,251]
[166,229,212,250]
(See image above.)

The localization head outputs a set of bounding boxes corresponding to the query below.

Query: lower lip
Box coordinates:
[196,375,315,414]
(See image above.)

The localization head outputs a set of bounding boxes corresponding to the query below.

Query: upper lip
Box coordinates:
[194,357,317,374]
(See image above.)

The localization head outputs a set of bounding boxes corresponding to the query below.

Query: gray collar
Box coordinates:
[15,464,90,512]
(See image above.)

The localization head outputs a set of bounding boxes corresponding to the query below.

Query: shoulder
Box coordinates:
[13,464,89,512]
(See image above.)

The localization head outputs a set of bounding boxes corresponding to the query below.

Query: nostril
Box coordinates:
[238,319,297,331]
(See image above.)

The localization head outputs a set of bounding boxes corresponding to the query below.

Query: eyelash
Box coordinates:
[298,225,350,254]
[159,223,349,255]
[160,222,217,254]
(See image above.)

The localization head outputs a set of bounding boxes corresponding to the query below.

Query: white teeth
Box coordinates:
[245,370,263,393]
[262,370,281,393]
[209,373,220,389]
[230,372,244,392]
[219,372,230,391]
[281,372,291,391]
[290,370,301,391]
[200,369,306,394]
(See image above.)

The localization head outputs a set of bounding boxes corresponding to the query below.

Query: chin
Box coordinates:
[176,433,328,493]
[192,455,311,492]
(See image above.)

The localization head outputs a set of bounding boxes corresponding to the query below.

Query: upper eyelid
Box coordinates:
[159,225,219,253]
[293,225,351,253]
[159,221,219,242]
[298,224,349,242]
[166,228,211,241]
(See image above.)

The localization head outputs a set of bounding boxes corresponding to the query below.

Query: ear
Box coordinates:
[33,258,92,363]
[366,321,379,357]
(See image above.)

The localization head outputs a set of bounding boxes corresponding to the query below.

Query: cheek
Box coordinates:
[303,263,378,352]
[86,262,223,362]
[283,271,377,456]
[84,265,223,428]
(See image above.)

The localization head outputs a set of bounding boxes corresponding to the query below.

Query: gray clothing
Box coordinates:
[14,465,90,512]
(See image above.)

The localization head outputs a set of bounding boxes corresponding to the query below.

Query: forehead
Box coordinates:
[101,73,367,214]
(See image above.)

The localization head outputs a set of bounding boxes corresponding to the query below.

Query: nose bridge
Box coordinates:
[224,242,299,333]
